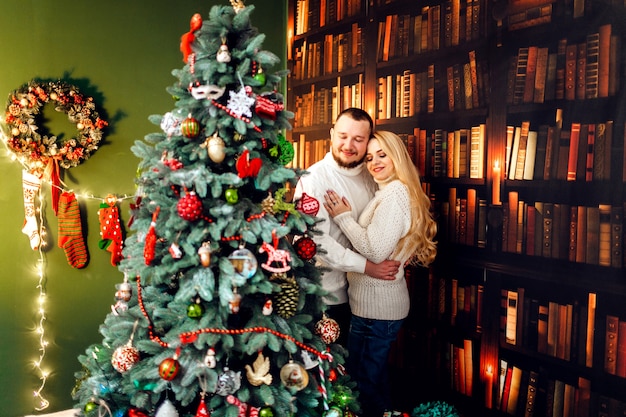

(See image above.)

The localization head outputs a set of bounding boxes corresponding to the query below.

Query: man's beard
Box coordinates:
[332,149,365,169]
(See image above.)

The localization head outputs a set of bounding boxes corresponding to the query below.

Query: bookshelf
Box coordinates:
[287,0,626,415]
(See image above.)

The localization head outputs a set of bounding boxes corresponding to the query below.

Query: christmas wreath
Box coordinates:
[4,80,108,170]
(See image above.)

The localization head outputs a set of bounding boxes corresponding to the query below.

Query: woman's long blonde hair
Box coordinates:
[373,131,437,267]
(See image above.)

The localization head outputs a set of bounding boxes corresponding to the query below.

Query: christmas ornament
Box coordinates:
[228,247,258,280]
[162,155,184,170]
[161,112,183,137]
[273,187,298,216]
[227,86,254,118]
[84,400,98,413]
[21,170,42,250]
[111,344,140,373]
[198,241,212,267]
[323,406,343,417]
[195,395,210,417]
[187,297,204,319]
[155,398,179,417]
[315,314,341,344]
[216,42,231,63]
[262,299,273,315]
[261,193,276,214]
[294,236,317,260]
[229,289,242,314]
[245,352,272,386]
[279,360,309,391]
[236,149,262,178]
[144,206,160,266]
[277,133,295,165]
[177,190,203,221]
[259,231,291,273]
[169,242,183,259]
[181,115,200,138]
[344,410,357,417]
[128,409,150,417]
[225,188,239,204]
[252,62,266,86]
[226,395,259,417]
[190,84,225,100]
[300,350,319,369]
[180,13,202,63]
[255,95,278,120]
[329,368,338,382]
[58,191,88,269]
[259,406,275,417]
[215,367,242,396]
[159,356,180,381]
[203,133,226,163]
[295,192,320,216]
[98,194,124,266]
[271,274,299,319]
[230,0,245,13]
[203,348,217,368]
[112,275,132,315]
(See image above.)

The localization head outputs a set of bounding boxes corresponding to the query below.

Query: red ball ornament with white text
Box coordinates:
[177,189,203,221]
[315,314,340,344]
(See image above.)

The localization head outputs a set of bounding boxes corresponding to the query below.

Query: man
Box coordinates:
[293,108,400,344]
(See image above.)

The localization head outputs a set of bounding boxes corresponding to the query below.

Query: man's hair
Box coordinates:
[335,107,374,135]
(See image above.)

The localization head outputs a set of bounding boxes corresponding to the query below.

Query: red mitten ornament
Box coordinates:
[98,194,124,266]
[236,149,262,178]
[180,13,202,63]
[177,189,203,221]
[144,206,160,266]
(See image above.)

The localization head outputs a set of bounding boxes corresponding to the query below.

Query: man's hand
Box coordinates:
[365,259,401,280]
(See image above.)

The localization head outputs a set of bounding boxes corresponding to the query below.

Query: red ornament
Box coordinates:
[294,236,316,260]
[255,95,277,120]
[111,344,140,373]
[236,149,262,178]
[144,207,160,266]
[328,368,338,382]
[196,396,210,417]
[295,193,320,216]
[159,357,180,381]
[315,315,341,344]
[180,13,203,63]
[128,409,150,417]
[181,115,200,138]
[177,190,203,221]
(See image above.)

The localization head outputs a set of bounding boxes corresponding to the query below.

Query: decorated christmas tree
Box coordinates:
[72,2,359,416]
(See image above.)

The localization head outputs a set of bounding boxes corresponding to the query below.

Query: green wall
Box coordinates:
[0,1,285,415]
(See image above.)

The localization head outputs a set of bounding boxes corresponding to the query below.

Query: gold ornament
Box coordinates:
[230,0,245,13]
[202,132,226,163]
[198,241,212,267]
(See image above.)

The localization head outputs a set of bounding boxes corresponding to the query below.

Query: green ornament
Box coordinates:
[259,406,275,417]
[187,300,204,318]
[84,401,98,413]
[225,188,239,204]
[277,133,294,165]
[254,71,267,86]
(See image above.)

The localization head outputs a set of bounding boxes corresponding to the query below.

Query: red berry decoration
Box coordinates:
[315,315,341,344]
[159,357,180,380]
[177,190,203,221]
[294,236,316,260]
[181,115,200,138]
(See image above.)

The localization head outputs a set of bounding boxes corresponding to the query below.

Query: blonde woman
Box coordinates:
[324,130,437,417]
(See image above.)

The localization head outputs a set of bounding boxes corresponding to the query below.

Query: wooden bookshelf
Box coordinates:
[287,0,626,415]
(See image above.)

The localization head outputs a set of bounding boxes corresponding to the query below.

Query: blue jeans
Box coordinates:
[347,315,404,417]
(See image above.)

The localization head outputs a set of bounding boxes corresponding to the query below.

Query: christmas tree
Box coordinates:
[72,2,359,416]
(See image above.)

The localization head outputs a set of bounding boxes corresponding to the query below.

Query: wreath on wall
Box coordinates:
[4,80,108,171]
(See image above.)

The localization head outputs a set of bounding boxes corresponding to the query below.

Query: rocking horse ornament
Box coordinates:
[259,230,291,273]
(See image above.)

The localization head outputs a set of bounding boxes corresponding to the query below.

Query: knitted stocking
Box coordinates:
[57,191,88,268]
[98,198,124,266]
[22,170,42,250]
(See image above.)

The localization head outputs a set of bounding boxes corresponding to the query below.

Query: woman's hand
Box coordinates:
[323,190,351,218]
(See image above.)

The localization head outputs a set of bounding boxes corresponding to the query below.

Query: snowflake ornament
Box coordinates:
[227,86,255,118]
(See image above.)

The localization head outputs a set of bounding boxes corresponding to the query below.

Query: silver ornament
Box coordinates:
[155,399,179,417]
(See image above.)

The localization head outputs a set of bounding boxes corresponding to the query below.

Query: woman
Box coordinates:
[324,130,437,417]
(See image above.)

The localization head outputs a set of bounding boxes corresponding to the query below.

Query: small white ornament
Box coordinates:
[216,44,231,63]
[160,112,182,137]
[204,347,217,368]
[155,398,179,417]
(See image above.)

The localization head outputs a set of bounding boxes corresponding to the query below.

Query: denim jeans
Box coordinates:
[347,315,404,417]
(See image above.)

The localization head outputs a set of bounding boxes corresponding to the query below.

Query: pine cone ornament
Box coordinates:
[177,190,203,221]
[272,274,299,319]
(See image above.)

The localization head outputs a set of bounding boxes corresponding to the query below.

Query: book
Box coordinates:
[577,377,591,417]
[598,204,612,267]
[538,303,549,354]
[513,47,530,104]
[507,366,523,415]
[469,124,485,179]
[566,122,581,181]
[585,123,595,181]
[515,121,531,180]
[564,43,577,101]
[508,191,520,253]
[575,42,586,100]
[523,130,537,180]
[586,206,600,265]
[523,46,539,103]
[586,31,600,99]
[616,320,626,378]
[506,289,519,345]
[500,362,513,412]
[477,199,487,248]
[547,301,559,357]
[598,24,612,98]
[575,205,587,263]
[585,293,596,368]
[552,379,564,417]
[534,46,549,103]
[524,370,539,417]
[534,126,548,179]
[605,315,619,375]
[610,205,623,268]
[594,121,612,181]
[463,338,473,395]
[508,126,522,179]
[466,188,477,246]
[542,202,554,258]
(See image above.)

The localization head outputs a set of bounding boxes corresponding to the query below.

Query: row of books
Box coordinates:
[292,22,362,81]
[502,194,624,268]
[294,0,363,35]
[424,273,485,331]
[506,24,620,105]
[449,339,475,397]
[604,314,626,378]
[496,361,595,417]
[436,187,488,248]
[406,125,487,179]
[445,50,489,112]
[501,289,596,366]
[375,0,482,62]
[292,76,363,128]
[290,136,330,170]
[505,117,615,182]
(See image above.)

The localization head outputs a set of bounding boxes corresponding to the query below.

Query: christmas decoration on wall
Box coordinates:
[98,194,124,266]
[73,2,360,417]
[57,191,89,269]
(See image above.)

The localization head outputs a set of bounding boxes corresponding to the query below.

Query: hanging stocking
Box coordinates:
[21,170,42,250]
[144,206,160,265]
[98,194,124,266]
[58,191,88,268]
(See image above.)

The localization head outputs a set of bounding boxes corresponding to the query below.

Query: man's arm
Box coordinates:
[365,259,400,280]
